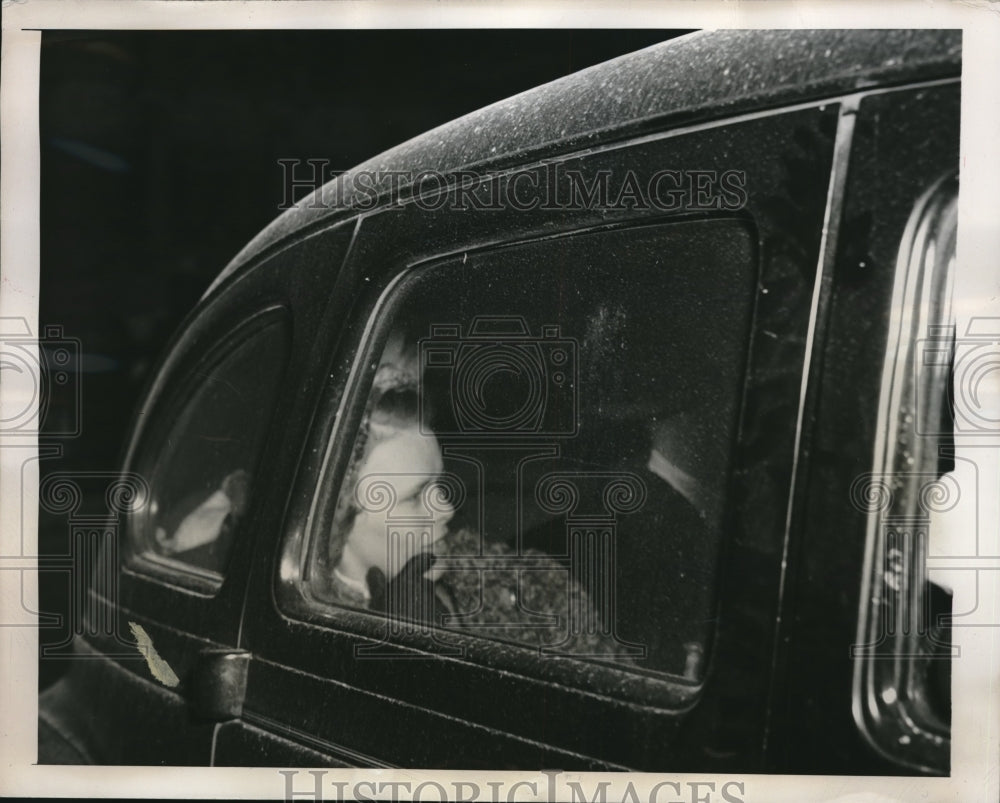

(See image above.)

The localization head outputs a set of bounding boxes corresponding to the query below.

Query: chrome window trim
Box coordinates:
[851,172,958,774]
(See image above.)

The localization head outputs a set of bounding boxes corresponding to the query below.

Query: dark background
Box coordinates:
[38,28,688,687]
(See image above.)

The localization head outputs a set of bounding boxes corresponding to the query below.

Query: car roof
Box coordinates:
[212,28,961,291]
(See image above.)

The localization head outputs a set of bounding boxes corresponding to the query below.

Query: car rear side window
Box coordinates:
[298,220,755,680]
[131,310,290,582]
[852,174,958,772]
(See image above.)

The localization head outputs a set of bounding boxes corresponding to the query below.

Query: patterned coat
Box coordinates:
[432,527,632,660]
[324,527,633,661]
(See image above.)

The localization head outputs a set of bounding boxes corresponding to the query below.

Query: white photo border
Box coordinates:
[2,1,998,800]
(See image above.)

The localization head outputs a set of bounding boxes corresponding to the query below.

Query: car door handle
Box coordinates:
[188,649,251,722]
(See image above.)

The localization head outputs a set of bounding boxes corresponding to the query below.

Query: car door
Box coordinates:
[225,100,843,771]
[769,81,961,775]
[62,224,354,765]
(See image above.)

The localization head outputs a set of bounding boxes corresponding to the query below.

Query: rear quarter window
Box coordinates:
[128,310,290,584]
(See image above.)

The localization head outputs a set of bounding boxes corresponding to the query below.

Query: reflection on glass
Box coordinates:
[142,316,288,575]
[311,223,755,677]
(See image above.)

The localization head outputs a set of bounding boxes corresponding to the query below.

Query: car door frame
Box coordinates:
[229,95,853,771]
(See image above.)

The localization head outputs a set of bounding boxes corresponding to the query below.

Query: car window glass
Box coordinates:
[134,313,290,578]
[853,175,957,772]
[305,221,755,680]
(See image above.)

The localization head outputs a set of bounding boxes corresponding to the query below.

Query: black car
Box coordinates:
[39,28,962,774]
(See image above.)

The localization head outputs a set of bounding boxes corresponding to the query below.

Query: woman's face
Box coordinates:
[344,427,454,579]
